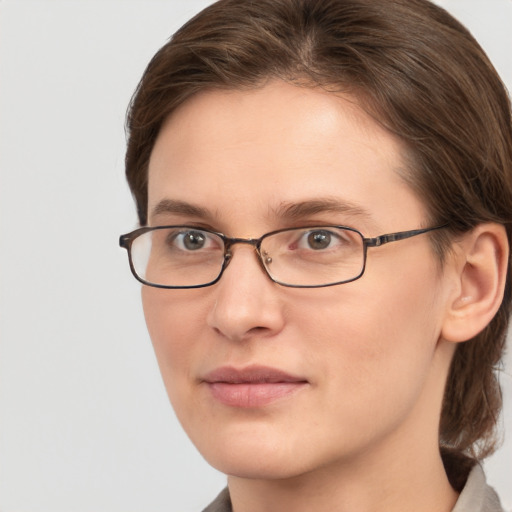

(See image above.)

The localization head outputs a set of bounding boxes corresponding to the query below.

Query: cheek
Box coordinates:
[141,288,208,398]
[300,255,444,397]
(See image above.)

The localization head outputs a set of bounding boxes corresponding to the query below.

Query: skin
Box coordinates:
[143,81,462,512]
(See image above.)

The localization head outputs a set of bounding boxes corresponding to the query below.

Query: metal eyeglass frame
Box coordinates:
[119,224,447,289]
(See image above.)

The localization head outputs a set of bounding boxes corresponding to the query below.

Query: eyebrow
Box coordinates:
[272,198,374,223]
[150,199,212,220]
[150,197,374,226]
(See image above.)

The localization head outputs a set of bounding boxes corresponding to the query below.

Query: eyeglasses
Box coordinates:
[119,224,446,289]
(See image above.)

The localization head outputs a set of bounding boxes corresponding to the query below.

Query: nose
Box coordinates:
[206,245,285,342]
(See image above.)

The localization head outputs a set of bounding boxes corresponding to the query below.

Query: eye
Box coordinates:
[305,230,332,250]
[182,230,206,250]
[169,229,217,251]
[297,229,342,251]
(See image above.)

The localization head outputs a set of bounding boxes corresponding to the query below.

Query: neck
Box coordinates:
[228,433,458,512]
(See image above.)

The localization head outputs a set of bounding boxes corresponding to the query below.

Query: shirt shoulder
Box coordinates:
[452,465,505,512]
[202,487,232,512]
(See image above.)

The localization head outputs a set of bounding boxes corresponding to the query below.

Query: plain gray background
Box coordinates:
[0,1,510,511]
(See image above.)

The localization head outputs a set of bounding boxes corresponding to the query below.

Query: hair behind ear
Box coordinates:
[439,223,510,461]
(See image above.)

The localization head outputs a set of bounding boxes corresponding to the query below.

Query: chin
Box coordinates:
[206,451,305,480]
[190,425,330,481]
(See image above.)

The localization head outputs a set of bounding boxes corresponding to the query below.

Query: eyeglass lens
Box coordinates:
[129,226,366,288]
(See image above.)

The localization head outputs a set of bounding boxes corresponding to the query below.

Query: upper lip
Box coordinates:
[202,365,307,384]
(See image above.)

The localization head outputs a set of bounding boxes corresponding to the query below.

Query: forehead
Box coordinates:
[147,81,426,233]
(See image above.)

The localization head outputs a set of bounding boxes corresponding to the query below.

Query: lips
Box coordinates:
[202,365,308,408]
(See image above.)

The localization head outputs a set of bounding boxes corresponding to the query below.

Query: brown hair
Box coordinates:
[125,0,512,482]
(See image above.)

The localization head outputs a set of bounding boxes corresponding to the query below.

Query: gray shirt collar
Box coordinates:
[452,465,504,512]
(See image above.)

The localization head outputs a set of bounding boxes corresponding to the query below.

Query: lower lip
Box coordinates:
[207,382,307,408]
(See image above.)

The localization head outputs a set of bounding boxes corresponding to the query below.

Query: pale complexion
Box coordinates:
[143,81,464,512]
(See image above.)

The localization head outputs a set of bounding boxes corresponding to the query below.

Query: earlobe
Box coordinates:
[441,223,509,344]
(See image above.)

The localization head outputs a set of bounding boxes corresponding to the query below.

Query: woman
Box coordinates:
[119,0,512,510]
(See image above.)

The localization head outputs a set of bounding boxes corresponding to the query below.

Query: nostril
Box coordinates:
[240,325,273,340]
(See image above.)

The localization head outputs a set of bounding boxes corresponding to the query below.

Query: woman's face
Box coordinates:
[143,81,455,480]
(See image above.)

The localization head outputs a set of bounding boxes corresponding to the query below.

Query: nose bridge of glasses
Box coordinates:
[223,237,268,270]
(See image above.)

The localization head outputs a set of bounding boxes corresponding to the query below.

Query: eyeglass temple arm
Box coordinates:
[364,225,447,248]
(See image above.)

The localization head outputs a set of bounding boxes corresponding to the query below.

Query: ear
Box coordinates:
[441,223,509,343]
